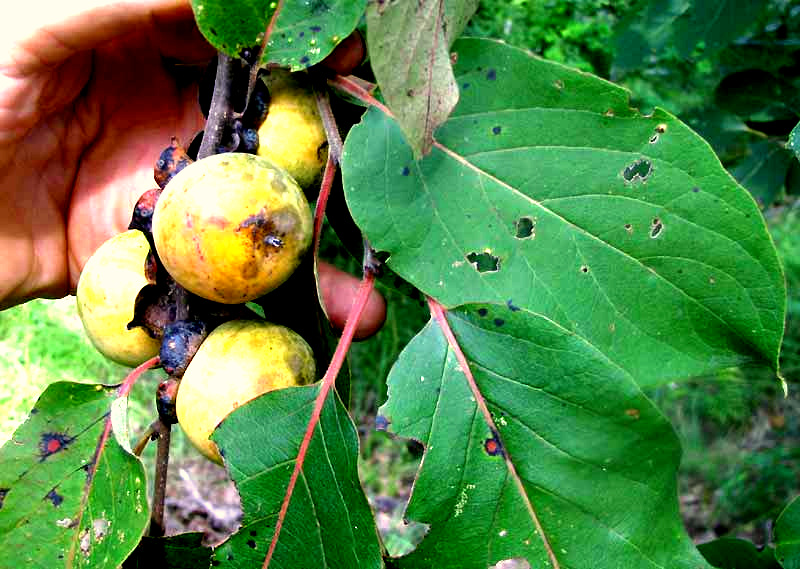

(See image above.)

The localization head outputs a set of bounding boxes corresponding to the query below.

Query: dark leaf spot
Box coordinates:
[45,489,64,507]
[30,408,38,414]
[247,540,257,549]
[401,166,410,176]
[299,56,310,65]
[506,299,520,312]
[462,82,470,89]
[486,68,497,80]
[227,553,234,560]
[492,126,502,135]
[477,308,488,317]
[310,25,322,32]
[39,432,74,462]
[484,434,504,457]
[375,415,390,431]
[692,187,700,193]
[514,217,535,239]
[299,31,305,38]
[0,488,8,509]
[655,123,667,133]
[466,251,500,273]
[209,27,218,36]
[211,561,221,567]
[493,318,505,327]
[250,530,258,537]
[650,218,664,238]
[580,265,589,273]
[623,158,652,182]
[649,134,659,143]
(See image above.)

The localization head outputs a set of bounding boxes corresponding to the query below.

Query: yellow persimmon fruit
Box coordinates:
[76,230,160,366]
[176,320,316,464]
[152,152,313,304]
[257,71,328,190]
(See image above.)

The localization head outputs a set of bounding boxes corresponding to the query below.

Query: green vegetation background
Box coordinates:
[2,0,799,547]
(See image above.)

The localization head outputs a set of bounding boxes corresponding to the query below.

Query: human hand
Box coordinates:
[0,0,383,337]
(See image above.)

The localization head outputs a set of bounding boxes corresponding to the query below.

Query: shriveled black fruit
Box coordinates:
[128,284,175,339]
[159,320,209,377]
[156,378,180,424]
[242,76,270,128]
[129,188,163,236]
[154,137,193,188]
[238,126,259,154]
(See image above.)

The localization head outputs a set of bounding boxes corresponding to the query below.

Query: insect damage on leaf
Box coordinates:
[466,251,500,273]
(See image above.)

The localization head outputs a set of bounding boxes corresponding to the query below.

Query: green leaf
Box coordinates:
[715,70,800,123]
[366,0,479,156]
[211,385,382,568]
[342,38,786,388]
[775,496,800,569]
[191,0,365,70]
[789,121,800,163]
[698,537,779,569]
[123,533,212,568]
[613,0,765,72]
[730,140,795,207]
[379,304,710,569]
[0,382,149,569]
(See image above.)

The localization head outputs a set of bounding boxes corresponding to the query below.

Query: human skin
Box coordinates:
[0,0,384,338]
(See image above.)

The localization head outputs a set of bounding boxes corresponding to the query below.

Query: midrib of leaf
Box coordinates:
[428,299,559,568]
[427,138,772,370]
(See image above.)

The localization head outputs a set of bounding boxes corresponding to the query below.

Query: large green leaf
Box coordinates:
[0,382,149,569]
[613,0,765,72]
[191,0,365,70]
[366,0,479,156]
[123,533,212,568]
[775,496,800,569]
[698,537,779,569]
[789,121,800,163]
[211,385,383,568]
[379,304,709,569]
[342,38,785,388]
[731,140,796,207]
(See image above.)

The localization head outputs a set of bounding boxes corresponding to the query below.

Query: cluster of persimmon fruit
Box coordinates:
[75,64,332,464]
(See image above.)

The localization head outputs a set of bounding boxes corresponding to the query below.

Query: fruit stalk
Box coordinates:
[197,52,237,160]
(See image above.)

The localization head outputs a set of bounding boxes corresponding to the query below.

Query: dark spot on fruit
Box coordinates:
[402,166,410,176]
[486,68,496,80]
[375,415,390,431]
[39,432,74,461]
[484,434,504,456]
[493,318,504,327]
[264,235,284,248]
[477,308,488,317]
[247,539,257,549]
[492,126,502,135]
[466,251,500,273]
[506,300,520,312]
[45,488,64,507]
[623,158,652,182]
[0,488,8,509]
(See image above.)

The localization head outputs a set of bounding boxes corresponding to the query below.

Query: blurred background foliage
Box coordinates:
[1,0,799,552]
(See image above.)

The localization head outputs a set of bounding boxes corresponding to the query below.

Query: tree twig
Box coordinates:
[148,419,172,537]
[198,53,237,160]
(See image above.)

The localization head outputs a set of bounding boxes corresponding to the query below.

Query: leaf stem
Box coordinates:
[262,270,377,569]
[327,75,393,117]
[427,298,561,569]
[314,83,343,164]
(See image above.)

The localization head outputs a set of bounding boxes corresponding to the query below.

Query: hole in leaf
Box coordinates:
[650,218,664,238]
[649,134,659,144]
[554,79,564,90]
[624,223,633,234]
[514,217,535,239]
[623,159,652,182]
[467,251,500,273]
[491,559,531,569]
[655,123,667,133]
[580,265,589,273]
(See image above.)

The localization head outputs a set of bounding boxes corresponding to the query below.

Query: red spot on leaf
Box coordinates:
[39,432,74,462]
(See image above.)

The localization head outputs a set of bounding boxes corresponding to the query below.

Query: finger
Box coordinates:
[317,261,386,340]
[4,1,211,74]
[319,30,365,76]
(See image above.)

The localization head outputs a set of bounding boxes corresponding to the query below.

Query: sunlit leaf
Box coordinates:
[211,385,382,568]
[343,38,786,388]
[380,304,710,568]
[0,382,148,569]
[775,496,800,569]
